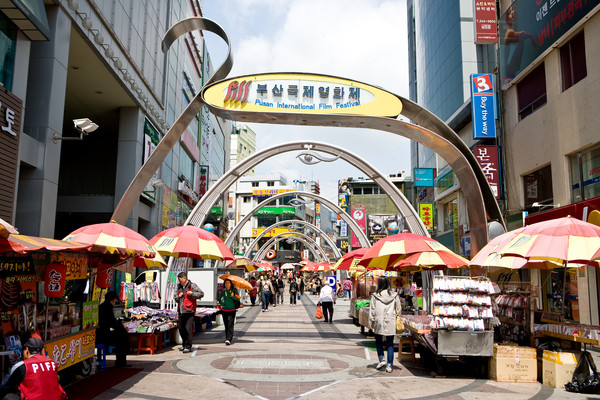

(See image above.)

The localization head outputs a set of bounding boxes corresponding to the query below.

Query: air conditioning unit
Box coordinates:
[178,181,187,191]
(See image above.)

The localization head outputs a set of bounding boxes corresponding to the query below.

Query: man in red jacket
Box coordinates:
[174,272,204,353]
[0,337,67,400]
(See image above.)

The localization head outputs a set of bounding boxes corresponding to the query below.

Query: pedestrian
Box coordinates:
[369,276,402,373]
[97,290,129,367]
[249,276,258,306]
[317,283,335,323]
[270,276,278,307]
[0,336,67,400]
[276,275,285,304]
[259,276,274,312]
[299,277,305,296]
[289,277,299,306]
[174,271,204,353]
[218,279,240,345]
[343,278,353,299]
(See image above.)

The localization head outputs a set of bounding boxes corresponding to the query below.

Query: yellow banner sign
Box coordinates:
[46,329,96,371]
[51,253,88,280]
[419,203,434,230]
[251,228,291,238]
[203,73,403,118]
[252,188,292,197]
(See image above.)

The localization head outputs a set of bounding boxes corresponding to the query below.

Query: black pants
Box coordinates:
[222,310,236,342]
[290,292,297,304]
[179,312,195,349]
[250,295,256,305]
[97,329,129,367]
[321,301,334,322]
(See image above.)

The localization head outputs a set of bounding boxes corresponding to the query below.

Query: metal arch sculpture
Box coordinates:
[188,141,424,239]
[111,17,504,256]
[226,189,370,249]
[256,236,325,263]
[254,231,329,262]
[242,219,341,259]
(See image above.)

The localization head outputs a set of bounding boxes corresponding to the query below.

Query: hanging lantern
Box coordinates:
[96,264,113,289]
[44,263,67,298]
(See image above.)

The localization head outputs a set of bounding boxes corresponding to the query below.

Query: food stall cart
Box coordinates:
[400,275,497,375]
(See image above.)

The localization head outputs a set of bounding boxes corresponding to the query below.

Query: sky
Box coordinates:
[201,0,411,203]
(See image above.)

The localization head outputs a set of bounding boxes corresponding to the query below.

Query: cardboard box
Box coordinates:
[542,351,578,388]
[489,345,537,382]
[358,307,370,328]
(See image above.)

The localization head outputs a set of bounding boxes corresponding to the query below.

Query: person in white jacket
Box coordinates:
[369,276,402,373]
[318,284,336,323]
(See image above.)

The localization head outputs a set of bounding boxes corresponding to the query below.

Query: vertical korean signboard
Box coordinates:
[142,119,160,201]
[474,1,498,44]
[0,89,22,221]
[473,145,501,199]
[419,203,434,231]
[350,206,366,248]
[199,165,209,198]
[471,73,496,139]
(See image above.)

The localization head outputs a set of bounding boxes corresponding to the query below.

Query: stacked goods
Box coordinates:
[489,344,537,382]
[542,351,579,388]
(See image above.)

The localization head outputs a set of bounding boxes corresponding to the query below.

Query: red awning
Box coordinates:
[525,196,600,226]
[0,234,109,255]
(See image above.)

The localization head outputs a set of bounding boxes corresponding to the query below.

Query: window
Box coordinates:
[251,182,259,187]
[517,63,547,120]
[353,188,362,195]
[569,144,600,202]
[243,196,251,203]
[178,149,194,185]
[0,13,16,91]
[561,31,587,91]
[373,187,380,194]
[523,165,553,209]
[267,181,275,187]
[363,187,373,195]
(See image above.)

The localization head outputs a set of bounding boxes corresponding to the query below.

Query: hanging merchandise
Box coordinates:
[44,263,67,298]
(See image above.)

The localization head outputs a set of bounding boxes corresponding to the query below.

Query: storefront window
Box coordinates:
[0,13,16,91]
[569,144,600,203]
[179,148,194,185]
[443,200,458,231]
[257,215,276,228]
[542,269,579,322]
[523,165,553,209]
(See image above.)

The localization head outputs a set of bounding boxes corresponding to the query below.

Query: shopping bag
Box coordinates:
[297,293,301,300]
[396,316,405,333]
[315,304,323,319]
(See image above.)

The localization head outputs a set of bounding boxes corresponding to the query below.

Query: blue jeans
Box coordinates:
[261,291,271,310]
[375,334,394,367]
[345,289,351,298]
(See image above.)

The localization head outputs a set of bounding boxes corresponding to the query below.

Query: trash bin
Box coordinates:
[216,313,223,326]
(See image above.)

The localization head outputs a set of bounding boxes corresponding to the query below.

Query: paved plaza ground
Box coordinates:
[85,294,596,400]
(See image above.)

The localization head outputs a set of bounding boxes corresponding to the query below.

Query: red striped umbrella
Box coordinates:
[313,262,334,272]
[358,232,457,269]
[333,248,369,270]
[0,217,18,238]
[0,234,109,255]
[226,256,257,272]
[256,261,274,271]
[64,221,156,257]
[391,250,469,271]
[150,225,234,261]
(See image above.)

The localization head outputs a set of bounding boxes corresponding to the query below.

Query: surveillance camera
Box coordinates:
[73,118,99,134]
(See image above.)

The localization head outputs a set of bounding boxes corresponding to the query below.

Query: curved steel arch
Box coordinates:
[255,236,324,263]
[254,231,328,262]
[242,219,341,259]
[188,141,424,241]
[227,190,369,249]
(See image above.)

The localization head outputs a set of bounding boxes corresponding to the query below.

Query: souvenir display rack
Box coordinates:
[494,284,536,346]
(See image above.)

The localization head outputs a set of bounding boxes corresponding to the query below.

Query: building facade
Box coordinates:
[0,0,230,241]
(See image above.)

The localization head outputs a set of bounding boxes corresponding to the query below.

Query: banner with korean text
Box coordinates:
[419,203,434,231]
[473,145,501,199]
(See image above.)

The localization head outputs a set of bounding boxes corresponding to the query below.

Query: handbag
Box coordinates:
[396,316,405,333]
[232,291,241,308]
[297,293,301,300]
[315,304,323,319]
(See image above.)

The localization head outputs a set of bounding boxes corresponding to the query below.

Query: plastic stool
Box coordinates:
[137,333,157,355]
[399,336,416,363]
[162,330,171,347]
[95,344,107,370]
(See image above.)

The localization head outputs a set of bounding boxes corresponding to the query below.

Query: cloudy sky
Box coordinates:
[201,0,411,203]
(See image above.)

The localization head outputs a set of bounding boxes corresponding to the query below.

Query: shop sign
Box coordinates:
[499,0,596,86]
[316,215,321,229]
[251,227,291,238]
[435,169,455,193]
[473,145,501,199]
[203,73,403,118]
[336,237,349,251]
[82,300,99,329]
[350,206,366,248]
[255,206,296,215]
[338,193,349,212]
[199,165,209,198]
[474,1,498,44]
[0,89,22,222]
[367,214,400,242]
[471,73,496,139]
[46,329,95,371]
[96,265,113,289]
[0,257,34,277]
[252,188,292,197]
[44,263,67,298]
[414,168,435,187]
[142,119,160,202]
[340,220,348,237]
[419,203,434,231]
[180,128,200,162]
[50,252,88,280]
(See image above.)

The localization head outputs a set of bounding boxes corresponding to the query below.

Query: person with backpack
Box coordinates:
[289,277,299,306]
[259,276,274,312]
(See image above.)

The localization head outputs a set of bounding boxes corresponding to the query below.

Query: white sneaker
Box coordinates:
[225,340,231,345]
[376,361,386,370]
[386,365,392,373]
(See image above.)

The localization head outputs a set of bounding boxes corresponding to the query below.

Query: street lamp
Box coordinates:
[53,118,99,143]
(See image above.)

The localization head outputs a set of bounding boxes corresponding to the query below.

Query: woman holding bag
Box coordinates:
[218,279,240,345]
[369,276,402,373]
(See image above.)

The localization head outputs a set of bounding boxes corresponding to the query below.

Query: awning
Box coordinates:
[0,0,50,41]
[0,234,109,254]
[525,196,600,226]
